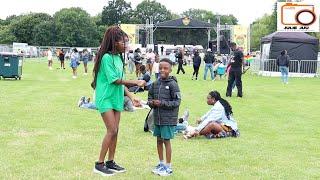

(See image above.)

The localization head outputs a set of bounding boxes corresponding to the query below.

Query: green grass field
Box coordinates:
[0,58,320,179]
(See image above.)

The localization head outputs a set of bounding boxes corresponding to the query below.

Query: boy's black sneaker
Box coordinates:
[105,160,126,173]
[93,162,114,176]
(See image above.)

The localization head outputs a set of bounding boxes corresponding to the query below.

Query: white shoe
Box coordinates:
[182,109,189,121]
[49,67,53,70]
[152,163,164,174]
[84,73,88,75]
[72,76,77,79]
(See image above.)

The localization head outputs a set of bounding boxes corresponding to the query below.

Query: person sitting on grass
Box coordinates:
[129,65,153,93]
[183,90,240,139]
[78,96,97,110]
[77,95,146,112]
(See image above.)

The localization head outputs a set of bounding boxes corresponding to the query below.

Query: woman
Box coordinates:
[70,48,80,79]
[184,90,240,139]
[91,26,145,176]
[82,49,90,75]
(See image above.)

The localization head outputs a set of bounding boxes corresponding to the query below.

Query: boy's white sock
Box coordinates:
[166,163,172,168]
[159,160,164,165]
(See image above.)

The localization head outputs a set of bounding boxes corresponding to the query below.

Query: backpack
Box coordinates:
[144,109,154,132]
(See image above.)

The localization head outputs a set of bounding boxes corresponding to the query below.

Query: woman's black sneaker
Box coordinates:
[105,160,126,173]
[93,162,114,176]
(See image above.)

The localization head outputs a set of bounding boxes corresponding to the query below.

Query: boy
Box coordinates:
[148,58,181,176]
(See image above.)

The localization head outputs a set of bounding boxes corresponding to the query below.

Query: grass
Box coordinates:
[0,58,320,179]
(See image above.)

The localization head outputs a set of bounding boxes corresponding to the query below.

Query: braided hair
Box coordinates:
[209,90,233,119]
[91,25,128,89]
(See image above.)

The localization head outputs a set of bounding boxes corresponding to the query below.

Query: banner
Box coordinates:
[120,24,138,44]
[277,1,319,32]
[232,25,248,54]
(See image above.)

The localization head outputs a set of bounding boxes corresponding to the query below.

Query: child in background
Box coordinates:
[152,54,160,80]
[148,58,181,176]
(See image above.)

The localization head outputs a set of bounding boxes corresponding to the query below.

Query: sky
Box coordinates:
[0,0,277,25]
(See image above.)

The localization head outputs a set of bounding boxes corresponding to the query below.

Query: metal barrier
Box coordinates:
[250,58,319,76]
[300,60,318,73]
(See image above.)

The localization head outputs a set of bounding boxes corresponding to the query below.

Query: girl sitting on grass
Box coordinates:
[184,90,240,139]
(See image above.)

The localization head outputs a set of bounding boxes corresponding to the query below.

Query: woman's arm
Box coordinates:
[114,79,145,87]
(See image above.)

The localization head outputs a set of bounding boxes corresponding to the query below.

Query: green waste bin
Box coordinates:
[0,52,23,80]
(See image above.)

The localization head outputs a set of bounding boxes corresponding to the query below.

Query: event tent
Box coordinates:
[261,32,319,60]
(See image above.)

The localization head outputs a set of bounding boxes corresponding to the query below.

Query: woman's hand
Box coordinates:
[132,98,142,107]
[136,80,146,87]
[196,118,202,124]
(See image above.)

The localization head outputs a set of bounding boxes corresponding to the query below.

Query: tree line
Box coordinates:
[2,0,317,50]
[0,0,238,48]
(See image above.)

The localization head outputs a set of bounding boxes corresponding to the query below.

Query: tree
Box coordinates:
[10,13,52,44]
[33,20,56,46]
[132,0,172,24]
[171,13,180,20]
[92,13,103,26]
[182,9,214,22]
[0,25,16,44]
[250,14,274,50]
[54,7,99,47]
[101,0,132,26]
[249,0,287,51]
[97,25,108,44]
[182,9,238,25]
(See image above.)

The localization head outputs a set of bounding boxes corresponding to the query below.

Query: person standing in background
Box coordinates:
[58,49,65,69]
[160,46,164,55]
[70,48,80,79]
[146,49,156,75]
[226,42,244,97]
[192,51,201,80]
[133,48,142,77]
[82,49,90,75]
[127,50,135,74]
[47,48,53,70]
[276,50,290,84]
[203,48,215,80]
[176,48,185,74]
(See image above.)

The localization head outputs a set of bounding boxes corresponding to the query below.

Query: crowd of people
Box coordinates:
[46,47,95,79]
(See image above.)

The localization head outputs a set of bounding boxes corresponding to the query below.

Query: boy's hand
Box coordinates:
[147,100,153,106]
[153,100,161,107]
